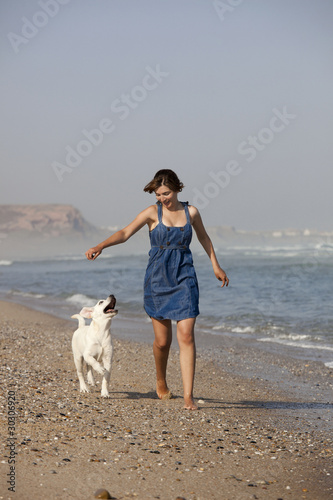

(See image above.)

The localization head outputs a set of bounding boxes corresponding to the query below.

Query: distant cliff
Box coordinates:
[0,204,111,260]
[0,204,96,236]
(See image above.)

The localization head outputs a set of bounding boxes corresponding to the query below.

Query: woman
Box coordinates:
[85,170,229,410]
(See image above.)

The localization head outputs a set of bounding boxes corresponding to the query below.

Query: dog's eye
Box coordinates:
[98,301,103,305]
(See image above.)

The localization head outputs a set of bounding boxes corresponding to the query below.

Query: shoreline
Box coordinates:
[3,293,333,406]
[0,300,332,499]
[3,289,333,364]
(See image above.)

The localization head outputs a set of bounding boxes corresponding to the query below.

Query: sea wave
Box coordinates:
[231,326,256,334]
[315,242,333,251]
[212,324,227,331]
[270,333,312,341]
[258,336,333,351]
[221,243,333,258]
[10,290,45,299]
[66,294,97,307]
[52,253,117,261]
[52,255,86,261]
[0,260,13,266]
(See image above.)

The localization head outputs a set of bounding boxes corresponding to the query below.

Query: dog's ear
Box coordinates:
[79,307,94,319]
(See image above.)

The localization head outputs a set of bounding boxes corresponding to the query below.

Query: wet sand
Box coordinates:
[0,300,332,500]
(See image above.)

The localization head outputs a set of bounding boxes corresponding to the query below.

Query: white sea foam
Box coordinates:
[53,255,86,261]
[231,326,255,334]
[53,253,115,261]
[258,337,333,351]
[222,243,333,259]
[274,333,309,341]
[66,294,96,307]
[315,242,333,251]
[324,361,333,368]
[0,260,13,266]
[270,325,284,330]
[212,324,226,331]
[11,290,45,299]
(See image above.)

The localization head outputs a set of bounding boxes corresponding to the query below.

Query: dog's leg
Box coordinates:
[87,365,96,386]
[83,352,106,376]
[101,367,111,398]
[101,345,113,398]
[73,355,90,393]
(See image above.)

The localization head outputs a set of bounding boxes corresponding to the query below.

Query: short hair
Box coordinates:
[143,169,184,194]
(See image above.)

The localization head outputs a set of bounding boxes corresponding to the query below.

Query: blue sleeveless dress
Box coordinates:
[144,202,199,321]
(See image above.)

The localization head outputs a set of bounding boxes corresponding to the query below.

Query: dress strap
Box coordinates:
[183,202,191,225]
[156,201,163,223]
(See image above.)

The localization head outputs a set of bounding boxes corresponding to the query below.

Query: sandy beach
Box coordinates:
[0,300,332,500]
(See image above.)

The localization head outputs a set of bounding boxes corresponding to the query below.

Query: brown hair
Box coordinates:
[143,169,184,194]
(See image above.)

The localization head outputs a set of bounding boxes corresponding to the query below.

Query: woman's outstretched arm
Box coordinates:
[191,206,229,287]
[85,205,155,260]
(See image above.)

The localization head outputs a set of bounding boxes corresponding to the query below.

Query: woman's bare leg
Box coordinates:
[151,318,172,399]
[177,318,198,410]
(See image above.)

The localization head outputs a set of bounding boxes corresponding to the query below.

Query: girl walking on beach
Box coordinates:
[85,170,229,410]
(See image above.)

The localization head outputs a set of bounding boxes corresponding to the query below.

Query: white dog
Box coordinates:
[71,295,118,397]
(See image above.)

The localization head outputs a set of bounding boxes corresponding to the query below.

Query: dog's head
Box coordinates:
[79,295,118,320]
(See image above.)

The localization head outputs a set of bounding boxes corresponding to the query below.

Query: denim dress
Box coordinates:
[144,202,199,320]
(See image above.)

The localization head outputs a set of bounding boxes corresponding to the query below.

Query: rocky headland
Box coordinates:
[0,204,107,260]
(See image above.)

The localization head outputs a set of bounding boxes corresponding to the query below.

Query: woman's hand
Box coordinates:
[214,267,229,287]
[85,246,102,260]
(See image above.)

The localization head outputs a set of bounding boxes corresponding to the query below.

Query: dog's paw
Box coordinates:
[101,392,110,398]
[80,386,90,393]
[96,366,106,375]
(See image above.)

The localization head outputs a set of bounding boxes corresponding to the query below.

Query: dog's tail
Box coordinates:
[71,314,86,328]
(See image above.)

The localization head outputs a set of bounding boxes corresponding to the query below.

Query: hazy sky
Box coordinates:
[1,0,332,231]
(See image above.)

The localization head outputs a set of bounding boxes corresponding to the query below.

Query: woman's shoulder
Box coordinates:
[141,204,158,221]
[186,203,200,217]
[147,203,159,212]
[138,203,157,213]
[185,203,200,225]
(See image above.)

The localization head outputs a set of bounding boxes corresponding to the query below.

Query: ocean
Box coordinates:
[0,242,332,368]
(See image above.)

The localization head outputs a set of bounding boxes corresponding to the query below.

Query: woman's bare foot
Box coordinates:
[159,390,173,400]
[156,381,172,400]
[184,397,198,410]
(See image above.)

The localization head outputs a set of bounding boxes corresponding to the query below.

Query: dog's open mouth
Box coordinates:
[104,295,117,314]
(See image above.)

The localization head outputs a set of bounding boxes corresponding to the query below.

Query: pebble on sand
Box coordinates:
[94,489,113,499]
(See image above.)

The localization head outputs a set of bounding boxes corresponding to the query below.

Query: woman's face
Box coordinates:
[155,184,178,208]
